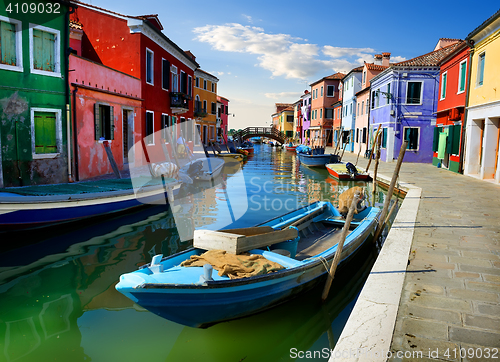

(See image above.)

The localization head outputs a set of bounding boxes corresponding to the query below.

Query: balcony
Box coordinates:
[170,92,191,114]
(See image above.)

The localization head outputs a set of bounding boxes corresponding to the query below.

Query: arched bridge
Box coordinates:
[233,127,286,144]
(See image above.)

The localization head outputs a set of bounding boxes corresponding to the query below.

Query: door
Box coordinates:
[122,109,134,164]
[203,125,208,145]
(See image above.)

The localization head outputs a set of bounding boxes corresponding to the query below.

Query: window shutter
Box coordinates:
[181,72,187,94]
[460,63,466,91]
[34,113,44,154]
[0,21,17,66]
[94,103,101,140]
[162,59,170,89]
[432,127,439,152]
[109,106,114,140]
[452,125,461,155]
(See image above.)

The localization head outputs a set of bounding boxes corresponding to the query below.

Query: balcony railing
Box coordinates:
[170,92,190,113]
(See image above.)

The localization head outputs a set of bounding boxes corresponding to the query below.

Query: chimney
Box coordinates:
[374,54,383,65]
[382,52,391,67]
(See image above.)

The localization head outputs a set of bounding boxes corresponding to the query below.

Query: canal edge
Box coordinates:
[330,173,422,361]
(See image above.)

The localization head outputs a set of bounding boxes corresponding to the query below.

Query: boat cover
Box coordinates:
[181,250,285,279]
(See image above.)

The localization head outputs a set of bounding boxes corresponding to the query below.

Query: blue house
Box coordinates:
[369,42,464,163]
[340,66,363,152]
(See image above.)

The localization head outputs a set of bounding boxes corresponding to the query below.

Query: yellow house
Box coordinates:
[280,107,294,139]
[464,10,500,183]
[194,69,218,145]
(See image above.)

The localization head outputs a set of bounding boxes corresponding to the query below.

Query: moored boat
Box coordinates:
[298,153,340,168]
[180,157,225,182]
[326,162,371,180]
[0,177,181,231]
[285,145,297,151]
[115,201,380,328]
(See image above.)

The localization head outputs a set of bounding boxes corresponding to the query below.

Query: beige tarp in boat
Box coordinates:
[180,250,284,279]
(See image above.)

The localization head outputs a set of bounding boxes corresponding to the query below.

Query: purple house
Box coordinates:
[369,42,464,162]
[300,90,311,142]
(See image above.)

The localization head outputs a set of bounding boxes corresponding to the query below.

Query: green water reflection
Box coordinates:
[0,144,399,362]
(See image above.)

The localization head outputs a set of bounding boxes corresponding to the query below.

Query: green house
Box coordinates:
[0,0,71,187]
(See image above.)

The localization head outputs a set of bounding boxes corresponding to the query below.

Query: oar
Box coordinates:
[321,192,359,302]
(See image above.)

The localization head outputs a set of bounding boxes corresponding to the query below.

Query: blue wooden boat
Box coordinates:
[298,153,340,168]
[0,177,181,231]
[115,201,380,328]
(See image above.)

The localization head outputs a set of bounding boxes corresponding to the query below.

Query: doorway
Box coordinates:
[122,109,134,164]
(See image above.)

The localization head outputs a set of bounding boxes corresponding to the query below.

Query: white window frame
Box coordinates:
[161,58,168,91]
[209,125,215,141]
[30,107,62,159]
[403,126,420,151]
[320,86,323,97]
[440,71,447,100]
[0,16,23,72]
[476,52,485,87]
[457,59,467,94]
[187,75,192,97]
[29,23,61,77]
[170,64,178,93]
[144,48,154,85]
[405,81,424,105]
[146,110,155,145]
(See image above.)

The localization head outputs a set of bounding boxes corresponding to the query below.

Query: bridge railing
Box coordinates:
[233,127,286,144]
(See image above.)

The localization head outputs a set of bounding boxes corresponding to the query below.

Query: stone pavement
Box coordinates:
[327,148,500,361]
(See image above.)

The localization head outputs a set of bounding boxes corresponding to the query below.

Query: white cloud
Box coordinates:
[242,14,253,23]
[264,91,302,100]
[391,55,406,63]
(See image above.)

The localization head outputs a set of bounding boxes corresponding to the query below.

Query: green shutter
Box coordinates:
[432,126,439,152]
[34,112,57,154]
[452,124,461,155]
[109,106,114,140]
[382,128,387,148]
[33,29,55,72]
[94,103,101,140]
[446,125,454,154]
[0,21,17,66]
[460,63,466,92]
[441,73,447,99]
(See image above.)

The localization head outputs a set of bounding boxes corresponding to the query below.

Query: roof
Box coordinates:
[466,9,500,41]
[355,86,371,96]
[395,41,465,67]
[195,68,219,82]
[217,96,229,102]
[69,20,83,30]
[280,106,294,112]
[342,66,364,80]
[310,72,345,86]
[365,63,389,71]
[275,103,293,107]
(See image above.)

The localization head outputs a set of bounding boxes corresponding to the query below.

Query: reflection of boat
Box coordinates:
[164,238,377,362]
[116,201,380,328]
[0,178,181,231]
[180,158,225,181]
[298,153,340,167]
[285,145,297,151]
[326,162,371,181]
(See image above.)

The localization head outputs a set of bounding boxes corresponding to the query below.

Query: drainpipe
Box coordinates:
[72,87,79,181]
[65,4,76,182]
[460,40,474,174]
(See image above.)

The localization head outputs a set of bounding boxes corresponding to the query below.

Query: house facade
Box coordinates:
[432,42,469,173]
[332,100,343,147]
[341,67,363,152]
[370,42,463,163]
[300,91,311,143]
[72,4,198,165]
[293,99,302,142]
[0,1,72,187]
[217,96,229,143]
[463,10,500,183]
[280,107,294,138]
[310,73,344,147]
[194,69,218,145]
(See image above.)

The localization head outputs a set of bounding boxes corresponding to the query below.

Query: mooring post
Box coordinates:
[373,140,408,243]
[321,193,360,302]
[365,124,382,172]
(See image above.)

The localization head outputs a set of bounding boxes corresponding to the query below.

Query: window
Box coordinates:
[458,59,467,93]
[315,109,317,119]
[171,65,178,92]
[145,111,154,145]
[203,79,207,90]
[386,83,391,104]
[350,103,352,115]
[366,102,369,114]
[404,127,419,150]
[319,109,322,119]
[195,77,199,88]
[361,101,364,115]
[381,128,387,148]
[211,82,215,92]
[225,105,228,114]
[327,85,334,97]
[161,114,169,141]
[362,71,366,84]
[375,90,380,108]
[145,48,153,85]
[162,59,169,90]
[371,91,376,109]
[0,17,23,71]
[362,127,367,143]
[180,71,187,94]
[406,81,422,104]
[325,109,333,119]
[320,86,323,97]
[440,72,447,100]
[477,53,485,86]
[357,103,360,116]
[356,128,359,143]
[188,76,192,97]
[209,125,215,140]
[94,103,115,141]
[220,105,224,115]
[29,24,60,77]
[31,108,62,159]
[287,115,293,123]
[351,78,354,87]
[203,100,207,112]
[211,102,216,115]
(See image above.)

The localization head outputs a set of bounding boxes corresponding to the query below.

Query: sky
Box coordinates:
[92,0,498,130]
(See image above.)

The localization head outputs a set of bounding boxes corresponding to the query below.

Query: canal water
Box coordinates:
[0,144,399,362]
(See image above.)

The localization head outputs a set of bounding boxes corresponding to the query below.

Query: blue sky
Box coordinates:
[94,0,498,130]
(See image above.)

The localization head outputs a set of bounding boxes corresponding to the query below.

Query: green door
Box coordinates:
[34,112,57,154]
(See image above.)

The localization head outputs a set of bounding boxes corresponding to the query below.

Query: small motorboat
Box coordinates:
[326,162,371,180]
[180,158,225,182]
[115,201,380,328]
[296,146,340,168]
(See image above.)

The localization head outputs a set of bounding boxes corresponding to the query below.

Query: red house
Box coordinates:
[71,3,199,167]
[217,96,229,143]
[433,41,469,173]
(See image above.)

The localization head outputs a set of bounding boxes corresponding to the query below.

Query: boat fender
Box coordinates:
[149,254,164,274]
[198,264,214,284]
